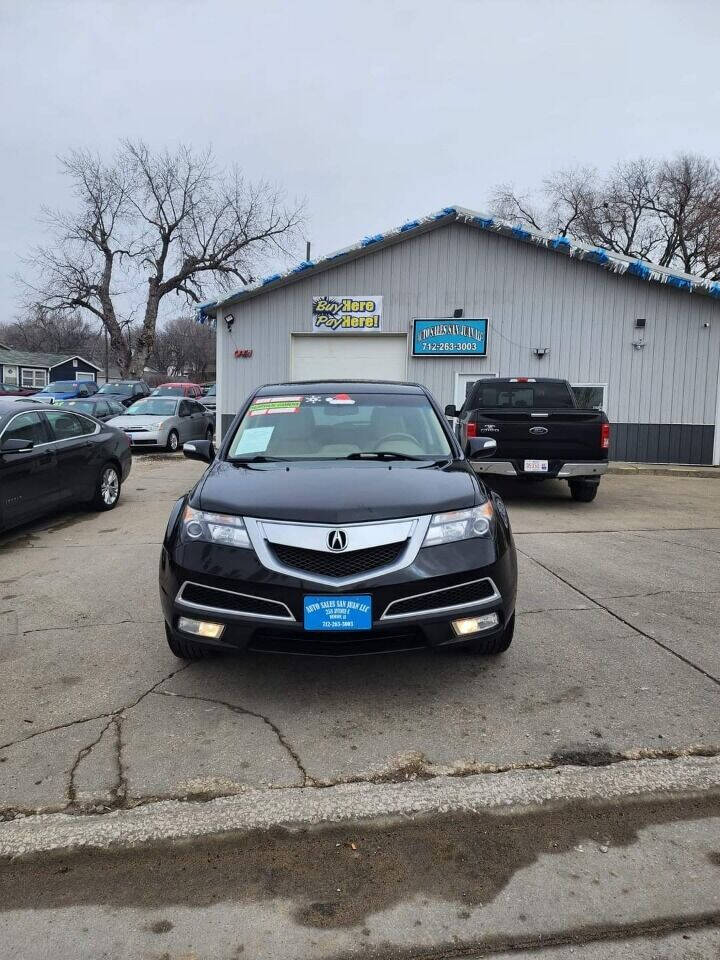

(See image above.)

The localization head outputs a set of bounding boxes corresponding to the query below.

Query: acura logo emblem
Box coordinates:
[327,529,348,552]
[529,426,548,435]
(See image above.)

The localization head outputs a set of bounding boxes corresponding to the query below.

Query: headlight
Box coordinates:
[182,506,252,548]
[422,503,494,547]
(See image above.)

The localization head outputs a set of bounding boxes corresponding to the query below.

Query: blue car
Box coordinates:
[33,380,99,404]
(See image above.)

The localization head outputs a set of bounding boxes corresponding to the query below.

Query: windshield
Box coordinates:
[58,400,94,413]
[125,398,178,417]
[227,392,453,460]
[98,382,135,395]
[44,382,78,394]
[472,381,575,409]
[152,386,185,395]
[204,384,216,396]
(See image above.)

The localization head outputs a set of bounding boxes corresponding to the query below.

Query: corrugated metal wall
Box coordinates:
[217,222,720,461]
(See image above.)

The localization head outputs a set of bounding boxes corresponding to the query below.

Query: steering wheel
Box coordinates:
[375,432,422,450]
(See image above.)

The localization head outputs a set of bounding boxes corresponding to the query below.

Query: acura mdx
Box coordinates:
[159,381,517,658]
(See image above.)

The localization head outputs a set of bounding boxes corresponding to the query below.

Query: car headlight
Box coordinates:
[422,503,494,547]
[182,506,252,549]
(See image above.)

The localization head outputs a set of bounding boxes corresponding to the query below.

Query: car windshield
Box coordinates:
[98,382,135,395]
[58,400,94,412]
[152,386,185,395]
[227,392,453,460]
[44,382,78,394]
[204,385,216,396]
[125,398,178,416]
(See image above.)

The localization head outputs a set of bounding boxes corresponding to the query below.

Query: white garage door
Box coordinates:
[292,335,408,382]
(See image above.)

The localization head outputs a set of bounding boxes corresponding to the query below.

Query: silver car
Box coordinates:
[107,397,214,452]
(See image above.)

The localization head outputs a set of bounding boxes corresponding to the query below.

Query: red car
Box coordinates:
[0,383,38,397]
[150,382,204,399]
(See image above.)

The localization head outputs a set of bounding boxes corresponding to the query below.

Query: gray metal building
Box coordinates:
[202,206,720,465]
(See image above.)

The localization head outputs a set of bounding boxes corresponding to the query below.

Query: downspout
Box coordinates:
[215,307,224,446]
[713,343,720,466]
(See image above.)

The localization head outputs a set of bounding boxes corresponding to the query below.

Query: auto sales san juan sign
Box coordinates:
[412,318,488,357]
[312,296,382,333]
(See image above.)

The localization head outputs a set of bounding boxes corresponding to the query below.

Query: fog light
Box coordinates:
[178,616,225,639]
[452,613,499,636]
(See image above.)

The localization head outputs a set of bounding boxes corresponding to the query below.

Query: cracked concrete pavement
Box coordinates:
[1,459,719,815]
[1,457,720,958]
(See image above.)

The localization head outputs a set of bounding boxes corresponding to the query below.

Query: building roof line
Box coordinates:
[197,205,720,322]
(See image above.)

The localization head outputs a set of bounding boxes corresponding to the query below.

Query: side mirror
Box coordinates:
[467,437,497,460]
[444,404,458,418]
[79,390,89,397]
[2,438,34,454]
[183,440,215,464]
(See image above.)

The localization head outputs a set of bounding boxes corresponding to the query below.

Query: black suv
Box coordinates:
[96,380,151,407]
[159,381,517,658]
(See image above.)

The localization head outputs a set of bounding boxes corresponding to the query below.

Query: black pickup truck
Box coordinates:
[445,378,610,502]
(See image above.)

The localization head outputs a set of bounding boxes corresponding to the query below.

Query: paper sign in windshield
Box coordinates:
[249,396,301,416]
[233,426,274,454]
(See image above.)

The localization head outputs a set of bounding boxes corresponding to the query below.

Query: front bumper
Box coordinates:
[123,429,166,447]
[472,460,608,479]
[159,535,517,656]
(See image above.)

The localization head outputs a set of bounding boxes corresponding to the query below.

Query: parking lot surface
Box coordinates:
[1,457,720,957]
[1,458,719,811]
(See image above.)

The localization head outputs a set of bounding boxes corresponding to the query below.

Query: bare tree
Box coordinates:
[489,154,720,278]
[22,142,303,376]
[151,315,216,382]
[0,306,101,356]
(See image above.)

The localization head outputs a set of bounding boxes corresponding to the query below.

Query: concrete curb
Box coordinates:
[608,463,719,478]
[2,754,720,860]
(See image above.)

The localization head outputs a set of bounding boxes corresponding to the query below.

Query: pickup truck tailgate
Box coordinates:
[469,409,606,461]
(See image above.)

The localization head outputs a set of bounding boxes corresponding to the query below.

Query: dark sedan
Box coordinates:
[160,381,517,659]
[0,399,132,533]
[55,396,128,421]
[96,380,151,407]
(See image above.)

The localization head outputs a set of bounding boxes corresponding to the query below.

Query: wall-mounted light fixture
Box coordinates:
[225,313,235,333]
[635,318,646,329]
[453,308,464,318]
[533,347,549,358]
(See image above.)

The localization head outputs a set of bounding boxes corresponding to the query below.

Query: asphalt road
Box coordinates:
[1,456,719,957]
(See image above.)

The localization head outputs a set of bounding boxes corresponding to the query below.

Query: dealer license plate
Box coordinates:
[524,459,548,472]
[304,595,372,631]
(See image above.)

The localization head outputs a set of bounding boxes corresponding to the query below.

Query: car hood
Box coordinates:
[194,460,479,524]
[108,415,168,428]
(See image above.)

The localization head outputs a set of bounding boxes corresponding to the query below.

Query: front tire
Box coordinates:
[461,613,515,655]
[91,462,121,511]
[165,623,214,660]
[569,480,599,502]
[166,430,179,453]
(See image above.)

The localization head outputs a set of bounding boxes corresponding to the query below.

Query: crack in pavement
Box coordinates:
[516,548,720,688]
[625,530,720,557]
[66,717,115,805]
[155,690,309,786]
[21,619,164,636]
[0,661,192,753]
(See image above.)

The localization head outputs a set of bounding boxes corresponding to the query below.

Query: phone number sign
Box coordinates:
[412,319,488,357]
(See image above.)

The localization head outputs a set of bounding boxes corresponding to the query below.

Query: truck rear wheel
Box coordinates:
[569,480,599,502]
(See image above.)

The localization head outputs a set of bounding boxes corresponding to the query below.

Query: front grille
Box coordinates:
[180,583,293,619]
[383,578,496,618]
[270,541,406,578]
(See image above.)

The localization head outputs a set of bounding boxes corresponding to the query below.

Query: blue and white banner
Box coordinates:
[412,319,488,357]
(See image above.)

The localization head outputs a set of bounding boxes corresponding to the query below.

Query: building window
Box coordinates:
[2,365,18,385]
[21,368,48,389]
[572,383,606,411]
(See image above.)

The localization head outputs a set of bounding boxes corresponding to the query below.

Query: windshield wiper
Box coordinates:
[230,455,285,463]
[345,451,424,461]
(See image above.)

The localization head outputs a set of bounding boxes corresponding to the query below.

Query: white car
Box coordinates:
[107,397,214,452]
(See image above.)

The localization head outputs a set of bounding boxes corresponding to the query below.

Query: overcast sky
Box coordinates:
[1,0,719,322]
